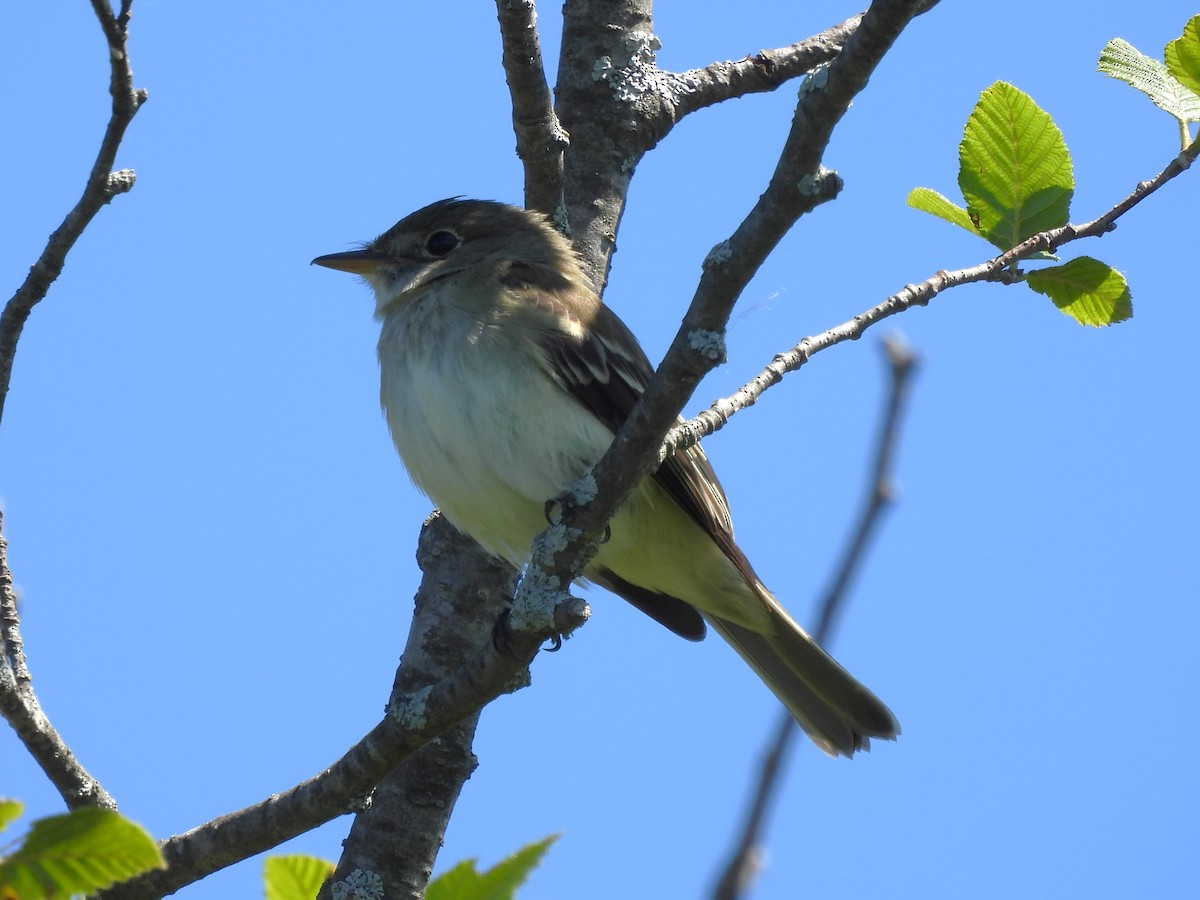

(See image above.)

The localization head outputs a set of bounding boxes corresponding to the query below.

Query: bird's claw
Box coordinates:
[493,607,566,655]
[492,608,516,657]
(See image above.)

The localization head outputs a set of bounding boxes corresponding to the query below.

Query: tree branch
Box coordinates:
[711,336,919,900]
[0,0,146,428]
[101,529,587,900]
[555,0,654,288]
[495,0,567,216]
[656,13,863,132]
[317,516,519,900]
[553,3,935,288]
[0,512,116,809]
[668,131,1200,455]
[813,336,918,642]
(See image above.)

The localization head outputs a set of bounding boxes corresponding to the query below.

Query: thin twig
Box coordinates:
[710,336,919,900]
[710,712,795,900]
[0,512,116,810]
[667,133,1200,458]
[812,335,918,642]
[495,0,566,215]
[0,0,146,428]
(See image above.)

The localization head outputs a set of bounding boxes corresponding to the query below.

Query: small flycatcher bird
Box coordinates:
[314,198,898,756]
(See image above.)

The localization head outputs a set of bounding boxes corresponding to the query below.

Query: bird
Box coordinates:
[313,198,898,756]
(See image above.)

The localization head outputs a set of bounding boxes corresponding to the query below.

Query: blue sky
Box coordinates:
[4,2,1198,898]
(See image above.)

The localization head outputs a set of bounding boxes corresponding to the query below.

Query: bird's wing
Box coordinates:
[506,264,765,637]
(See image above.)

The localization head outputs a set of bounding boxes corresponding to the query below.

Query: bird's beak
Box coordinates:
[311,249,389,275]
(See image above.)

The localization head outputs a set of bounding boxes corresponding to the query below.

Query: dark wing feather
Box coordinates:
[503,262,764,637]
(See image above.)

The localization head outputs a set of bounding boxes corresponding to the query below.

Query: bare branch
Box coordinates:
[813,335,918,643]
[669,133,1200,454]
[496,0,567,215]
[711,712,795,900]
[552,9,861,287]
[554,2,937,287]
[711,337,919,900]
[0,0,147,429]
[663,14,863,124]
[0,525,28,691]
[101,536,586,900]
[317,516,518,900]
[555,0,655,288]
[0,513,116,810]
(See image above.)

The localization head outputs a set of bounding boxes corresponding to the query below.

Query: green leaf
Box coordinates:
[905,187,976,233]
[264,854,336,900]
[1098,38,1200,126]
[1025,256,1132,326]
[959,82,1074,251]
[0,801,23,835]
[1165,14,1200,99]
[426,836,557,900]
[0,807,163,899]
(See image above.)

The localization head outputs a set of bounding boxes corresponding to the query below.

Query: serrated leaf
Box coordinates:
[426,859,480,900]
[264,854,336,900]
[906,187,976,233]
[0,807,163,899]
[426,836,557,900]
[1099,38,1200,125]
[1165,14,1200,98]
[0,801,23,835]
[959,82,1074,251]
[1025,256,1132,326]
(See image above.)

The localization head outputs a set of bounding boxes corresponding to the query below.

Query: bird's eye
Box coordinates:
[424,230,460,257]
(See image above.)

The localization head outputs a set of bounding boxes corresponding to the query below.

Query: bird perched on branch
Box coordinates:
[314,198,898,757]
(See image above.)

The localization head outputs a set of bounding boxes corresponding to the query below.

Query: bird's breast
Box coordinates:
[377,294,614,565]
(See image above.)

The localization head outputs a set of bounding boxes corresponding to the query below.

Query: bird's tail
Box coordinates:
[705,589,899,757]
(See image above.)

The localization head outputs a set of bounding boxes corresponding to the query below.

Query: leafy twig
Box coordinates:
[701,124,1199,900]
[668,133,1199,456]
